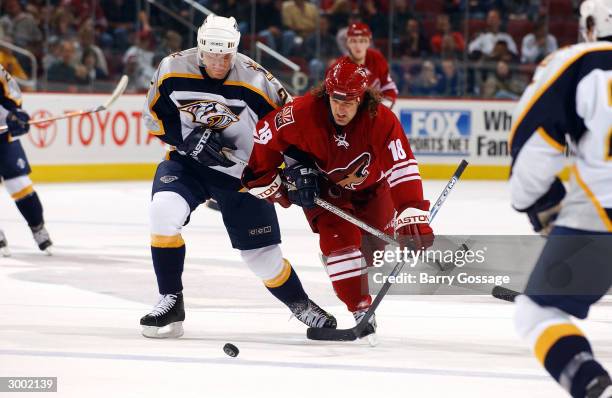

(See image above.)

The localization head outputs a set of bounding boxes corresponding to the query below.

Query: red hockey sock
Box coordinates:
[326,249,372,312]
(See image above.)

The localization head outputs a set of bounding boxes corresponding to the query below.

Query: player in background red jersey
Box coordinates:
[242,60,433,340]
[332,22,398,108]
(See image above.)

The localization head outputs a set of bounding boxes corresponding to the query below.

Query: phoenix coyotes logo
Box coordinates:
[327,152,371,190]
[178,100,240,129]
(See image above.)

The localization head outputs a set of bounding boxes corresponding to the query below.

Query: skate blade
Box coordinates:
[0,247,10,257]
[141,321,184,339]
[42,247,53,256]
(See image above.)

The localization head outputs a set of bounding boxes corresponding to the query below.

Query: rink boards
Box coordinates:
[18,93,525,182]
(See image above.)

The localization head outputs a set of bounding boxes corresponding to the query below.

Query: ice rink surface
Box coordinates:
[1,180,610,397]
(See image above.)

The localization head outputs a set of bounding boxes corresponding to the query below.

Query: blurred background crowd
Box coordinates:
[0,0,584,98]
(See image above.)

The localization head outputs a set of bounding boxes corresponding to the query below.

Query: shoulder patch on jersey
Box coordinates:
[178,100,242,129]
[244,60,275,81]
[274,106,295,130]
[327,152,372,190]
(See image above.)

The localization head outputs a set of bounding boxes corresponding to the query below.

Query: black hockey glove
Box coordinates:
[178,126,237,168]
[283,163,320,209]
[6,108,30,136]
[517,177,566,235]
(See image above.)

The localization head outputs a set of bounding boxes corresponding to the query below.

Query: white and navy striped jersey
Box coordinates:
[143,48,291,188]
[510,41,612,232]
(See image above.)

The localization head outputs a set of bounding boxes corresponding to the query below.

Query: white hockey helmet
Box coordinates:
[580,0,612,41]
[197,15,241,64]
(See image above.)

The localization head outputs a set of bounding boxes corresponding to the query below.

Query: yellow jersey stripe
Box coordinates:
[224,80,279,110]
[11,185,34,201]
[572,165,612,231]
[535,323,583,365]
[151,234,185,248]
[537,127,565,152]
[264,259,292,288]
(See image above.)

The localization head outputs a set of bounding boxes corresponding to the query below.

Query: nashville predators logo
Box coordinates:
[326,152,371,190]
[178,100,240,129]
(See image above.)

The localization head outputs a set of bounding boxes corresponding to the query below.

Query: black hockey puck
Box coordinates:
[223,343,239,357]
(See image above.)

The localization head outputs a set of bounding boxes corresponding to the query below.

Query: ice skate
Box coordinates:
[0,230,10,257]
[31,223,52,255]
[140,293,185,338]
[353,309,378,346]
[289,299,337,329]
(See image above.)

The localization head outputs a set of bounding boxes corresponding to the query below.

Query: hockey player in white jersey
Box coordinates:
[140,15,337,338]
[0,65,53,255]
[510,1,612,396]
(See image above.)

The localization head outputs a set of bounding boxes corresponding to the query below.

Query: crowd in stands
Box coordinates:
[0,0,583,98]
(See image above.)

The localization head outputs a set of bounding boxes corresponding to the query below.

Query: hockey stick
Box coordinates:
[225,151,468,340]
[306,159,468,341]
[226,151,424,246]
[0,75,129,134]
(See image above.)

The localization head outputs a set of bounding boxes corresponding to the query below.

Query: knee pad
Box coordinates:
[3,175,33,199]
[514,295,571,346]
[240,245,284,281]
[150,191,190,237]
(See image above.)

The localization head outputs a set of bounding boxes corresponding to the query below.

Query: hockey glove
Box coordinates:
[517,177,565,236]
[178,126,237,167]
[245,172,292,208]
[395,200,435,250]
[283,163,320,209]
[6,108,30,136]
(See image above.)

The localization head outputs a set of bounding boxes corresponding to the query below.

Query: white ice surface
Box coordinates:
[1,181,610,398]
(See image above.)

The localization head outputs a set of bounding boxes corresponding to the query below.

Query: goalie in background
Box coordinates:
[0,64,53,255]
[510,1,612,396]
[140,15,337,338]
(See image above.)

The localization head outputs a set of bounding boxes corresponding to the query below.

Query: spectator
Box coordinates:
[75,23,109,77]
[359,0,389,37]
[390,0,413,36]
[326,0,353,35]
[481,60,524,99]
[487,39,518,63]
[122,31,155,91]
[48,9,78,42]
[100,0,141,50]
[307,15,341,83]
[61,0,108,32]
[47,40,87,84]
[430,14,465,57]
[438,58,464,96]
[394,18,430,58]
[155,30,182,59]
[81,47,107,83]
[468,9,518,60]
[521,18,558,64]
[502,0,540,19]
[281,0,319,55]
[0,0,43,52]
[409,60,443,96]
[255,0,286,54]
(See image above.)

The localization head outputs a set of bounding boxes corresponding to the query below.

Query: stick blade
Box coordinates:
[102,75,129,110]
[307,326,358,341]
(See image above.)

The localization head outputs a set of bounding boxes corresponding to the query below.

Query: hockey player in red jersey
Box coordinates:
[242,59,434,339]
[332,22,398,108]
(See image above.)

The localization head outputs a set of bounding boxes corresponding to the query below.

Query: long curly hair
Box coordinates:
[311,83,381,118]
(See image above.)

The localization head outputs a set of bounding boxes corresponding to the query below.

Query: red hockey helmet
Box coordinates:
[347,22,372,38]
[324,59,368,101]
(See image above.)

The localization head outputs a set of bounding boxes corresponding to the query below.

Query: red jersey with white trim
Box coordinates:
[332,48,398,104]
[245,93,424,210]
